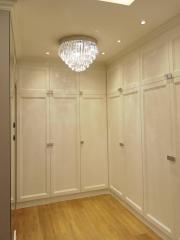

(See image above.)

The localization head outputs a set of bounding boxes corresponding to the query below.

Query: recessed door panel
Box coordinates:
[18,94,50,201]
[50,67,78,91]
[80,95,108,191]
[80,67,106,93]
[107,66,123,92]
[108,94,124,197]
[142,40,169,82]
[19,67,48,90]
[123,89,143,212]
[143,82,174,236]
[123,52,139,88]
[51,95,80,196]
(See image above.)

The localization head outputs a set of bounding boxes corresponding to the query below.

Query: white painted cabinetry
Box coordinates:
[80,67,108,192]
[107,28,180,240]
[17,63,107,202]
[17,67,50,201]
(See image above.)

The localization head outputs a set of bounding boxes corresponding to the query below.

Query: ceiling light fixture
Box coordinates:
[141,20,146,25]
[117,40,121,43]
[58,35,99,72]
[101,52,105,55]
[45,51,50,55]
[98,0,135,6]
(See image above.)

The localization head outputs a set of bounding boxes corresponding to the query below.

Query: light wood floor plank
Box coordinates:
[12,194,162,240]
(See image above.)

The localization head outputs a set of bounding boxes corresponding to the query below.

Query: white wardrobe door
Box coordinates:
[10,92,15,203]
[174,78,180,240]
[80,95,108,191]
[17,91,50,201]
[108,93,124,197]
[50,94,80,196]
[123,89,143,213]
[143,81,174,236]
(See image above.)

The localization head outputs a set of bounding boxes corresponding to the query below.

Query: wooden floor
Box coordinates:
[12,194,162,240]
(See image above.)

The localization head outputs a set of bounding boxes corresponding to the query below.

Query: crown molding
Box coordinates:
[0,0,16,11]
[107,13,180,67]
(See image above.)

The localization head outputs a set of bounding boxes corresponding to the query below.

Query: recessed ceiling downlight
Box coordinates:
[58,35,99,72]
[98,0,135,6]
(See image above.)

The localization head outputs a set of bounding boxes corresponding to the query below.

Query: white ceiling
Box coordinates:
[14,0,180,63]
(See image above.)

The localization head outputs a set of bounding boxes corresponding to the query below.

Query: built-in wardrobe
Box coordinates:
[107,25,180,240]
[12,23,180,240]
[15,61,108,206]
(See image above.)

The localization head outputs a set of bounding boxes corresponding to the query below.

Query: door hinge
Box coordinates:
[118,87,123,93]
[47,90,53,96]
[79,91,83,96]
[13,122,16,128]
[165,73,173,80]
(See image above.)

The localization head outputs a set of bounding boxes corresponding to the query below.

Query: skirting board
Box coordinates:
[110,190,172,240]
[16,189,109,209]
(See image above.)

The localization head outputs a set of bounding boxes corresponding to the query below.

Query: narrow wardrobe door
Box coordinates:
[123,88,143,213]
[80,94,108,192]
[173,77,180,240]
[142,80,174,237]
[50,93,80,196]
[17,90,50,201]
[108,92,124,197]
[17,67,50,202]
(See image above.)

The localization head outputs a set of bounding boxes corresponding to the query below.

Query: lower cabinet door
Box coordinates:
[108,92,125,197]
[17,91,50,202]
[80,94,108,192]
[142,80,174,237]
[123,88,143,213]
[50,93,80,196]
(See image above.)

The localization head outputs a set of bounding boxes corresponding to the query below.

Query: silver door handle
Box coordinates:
[47,143,54,147]
[167,155,176,162]
[119,142,124,147]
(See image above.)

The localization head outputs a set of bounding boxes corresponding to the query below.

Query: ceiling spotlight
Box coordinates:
[98,0,135,6]
[101,52,105,55]
[141,20,146,25]
[117,40,121,43]
[45,51,50,55]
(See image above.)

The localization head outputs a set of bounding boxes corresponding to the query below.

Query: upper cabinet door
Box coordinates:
[107,65,123,93]
[108,91,124,198]
[142,80,174,237]
[50,66,78,93]
[50,92,80,196]
[123,88,143,213]
[18,66,49,90]
[123,52,140,89]
[141,36,170,84]
[170,26,180,78]
[79,66,106,94]
[80,94,108,192]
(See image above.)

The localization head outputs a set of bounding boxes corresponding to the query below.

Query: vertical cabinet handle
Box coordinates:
[167,155,176,162]
[119,142,124,147]
[47,143,54,147]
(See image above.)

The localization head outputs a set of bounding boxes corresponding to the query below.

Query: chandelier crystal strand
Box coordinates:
[58,36,99,72]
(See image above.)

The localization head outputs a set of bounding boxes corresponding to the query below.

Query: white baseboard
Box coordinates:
[16,189,109,209]
[110,190,172,240]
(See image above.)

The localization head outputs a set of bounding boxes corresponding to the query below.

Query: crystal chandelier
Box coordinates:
[58,36,99,72]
